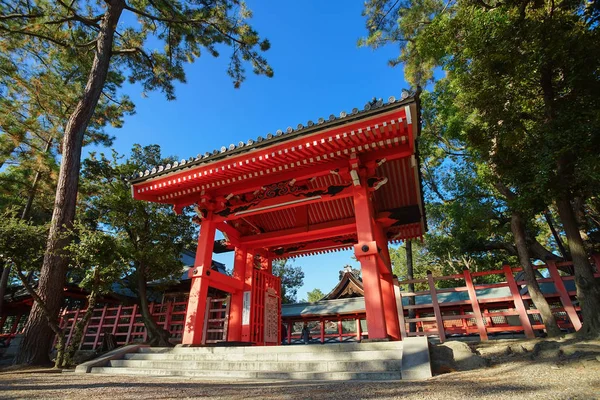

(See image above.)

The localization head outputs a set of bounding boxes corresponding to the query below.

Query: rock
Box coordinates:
[430,341,488,374]
[532,340,561,360]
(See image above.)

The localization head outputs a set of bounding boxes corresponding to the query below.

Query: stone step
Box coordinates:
[109,358,402,372]
[137,342,403,355]
[90,366,402,381]
[124,349,402,362]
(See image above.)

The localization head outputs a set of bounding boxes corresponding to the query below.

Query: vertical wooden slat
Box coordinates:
[202,296,211,345]
[126,304,137,344]
[222,296,231,342]
[463,268,488,340]
[392,280,408,340]
[164,301,173,334]
[546,260,582,330]
[356,317,362,341]
[320,319,325,344]
[66,309,80,347]
[503,265,535,339]
[111,305,122,336]
[591,254,600,272]
[0,315,6,335]
[93,305,107,350]
[427,271,446,343]
[338,319,343,342]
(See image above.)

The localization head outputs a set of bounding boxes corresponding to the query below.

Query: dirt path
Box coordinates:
[0,356,598,400]
[2,337,599,399]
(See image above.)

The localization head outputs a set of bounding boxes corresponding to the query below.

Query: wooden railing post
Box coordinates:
[320,318,325,344]
[112,305,122,336]
[546,260,582,331]
[463,268,488,341]
[427,271,446,343]
[503,265,535,339]
[591,254,600,273]
[392,278,408,340]
[126,304,137,344]
[164,302,173,334]
[66,309,80,347]
[93,305,107,350]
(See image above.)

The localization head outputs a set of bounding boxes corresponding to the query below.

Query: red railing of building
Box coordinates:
[394,257,600,342]
[2,257,599,349]
[55,301,189,350]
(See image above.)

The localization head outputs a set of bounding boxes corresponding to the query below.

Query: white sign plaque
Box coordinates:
[242,291,251,325]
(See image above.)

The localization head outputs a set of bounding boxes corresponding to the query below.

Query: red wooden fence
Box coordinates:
[2,257,599,349]
[56,301,189,350]
[394,258,600,342]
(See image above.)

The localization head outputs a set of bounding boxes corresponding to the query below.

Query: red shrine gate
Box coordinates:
[130,95,425,345]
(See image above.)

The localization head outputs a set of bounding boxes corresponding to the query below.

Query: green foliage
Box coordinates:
[272,259,304,304]
[79,144,196,286]
[0,0,273,97]
[64,223,127,294]
[362,0,600,275]
[0,209,47,272]
[306,288,325,303]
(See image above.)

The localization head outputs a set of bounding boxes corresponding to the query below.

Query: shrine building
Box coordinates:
[129,93,425,345]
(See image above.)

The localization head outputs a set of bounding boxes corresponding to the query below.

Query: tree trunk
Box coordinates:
[0,264,9,316]
[60,288,99,368]
[15,1,125,366]
[544,210,569,260]
[13,269,65,367]
[406,240,416,333]
[556,197,600,337]
[511,211,562,337]
[137,267,171,347]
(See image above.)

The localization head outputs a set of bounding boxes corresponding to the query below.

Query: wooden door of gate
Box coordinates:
[202,296,230,344]
[250,269,281,345]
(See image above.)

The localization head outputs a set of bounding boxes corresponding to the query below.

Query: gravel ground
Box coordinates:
[0,357,598,400]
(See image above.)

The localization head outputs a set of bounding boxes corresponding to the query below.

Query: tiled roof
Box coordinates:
[129,92,415,184]
[280,281,577,318]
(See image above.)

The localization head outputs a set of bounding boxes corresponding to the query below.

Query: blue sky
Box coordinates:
[103,1,411,301]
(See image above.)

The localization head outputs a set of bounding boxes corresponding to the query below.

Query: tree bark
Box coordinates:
[60,287,99,368]
[13,269,65,367]
[544,210,569,260]
[406,240,416,333]
[556,197,600,337]
[137,266,171,347]
[15,1,125,366]
[0,264,9,316]
[511,211,562,337]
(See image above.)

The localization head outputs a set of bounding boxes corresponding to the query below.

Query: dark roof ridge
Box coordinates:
[129,92,416,184]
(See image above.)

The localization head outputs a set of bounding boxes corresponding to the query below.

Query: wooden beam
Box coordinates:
[240,218,357,248]
[212,183,354,223]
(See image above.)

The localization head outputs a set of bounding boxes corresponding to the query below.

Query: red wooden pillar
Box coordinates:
[241,250,255,341]
[463,268,488,340]
[546,260,582,330]
[352,176,387,340]
[503,265,535,339]
[375,223,401,341]
[228,247,247,342]
[182,213,217,345]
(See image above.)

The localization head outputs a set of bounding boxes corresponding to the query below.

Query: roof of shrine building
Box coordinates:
[129,92,427,249]
[128,92,416,184]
